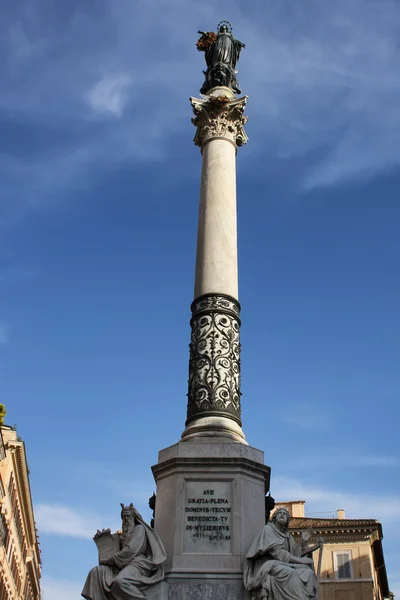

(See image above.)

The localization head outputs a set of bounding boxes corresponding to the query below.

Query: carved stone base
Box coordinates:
[181,414,246,443]
[152,441,270,597]
[147,581,169,600]
[168,579,250,600]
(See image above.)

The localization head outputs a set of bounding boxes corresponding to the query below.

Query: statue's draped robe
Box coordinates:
[244,523,317,600]
[205,32,242,70]
[82,523,166,600]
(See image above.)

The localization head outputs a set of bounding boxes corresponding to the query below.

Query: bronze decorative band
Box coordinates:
[186,293,242,426]
[191,293,241,320]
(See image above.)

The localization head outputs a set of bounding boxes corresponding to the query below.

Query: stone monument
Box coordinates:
[151,22,271,600]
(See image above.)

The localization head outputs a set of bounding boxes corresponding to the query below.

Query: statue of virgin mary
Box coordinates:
[197,22,245,94]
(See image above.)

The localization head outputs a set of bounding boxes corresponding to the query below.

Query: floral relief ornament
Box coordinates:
[187,295,242,424]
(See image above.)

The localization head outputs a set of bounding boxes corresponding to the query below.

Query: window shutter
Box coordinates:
[336,552,351,578]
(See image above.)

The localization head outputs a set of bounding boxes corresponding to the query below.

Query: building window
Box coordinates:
[334,551,353,579]
[0,433,5,462]
[0,512,9,548]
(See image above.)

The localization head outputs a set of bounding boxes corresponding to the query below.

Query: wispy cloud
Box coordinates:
[35,504,118,539]
[279,405,331,429]
[0,267,35,287]
[86,73,132,117]
[41,576,83,600]
[76,462,156,509]
[290,454,400,470]
[339,455,400,468]
[2,0,400,221]
[243,0,400,188]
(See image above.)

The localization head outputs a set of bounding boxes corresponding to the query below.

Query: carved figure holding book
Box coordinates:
[244,507,323,600]
[82,503,166,600]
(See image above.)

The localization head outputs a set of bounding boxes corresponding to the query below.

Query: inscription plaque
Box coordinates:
[183,481,232,553]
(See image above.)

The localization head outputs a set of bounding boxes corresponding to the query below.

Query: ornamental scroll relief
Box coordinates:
[186,294,242,425]
[190,95,248,149]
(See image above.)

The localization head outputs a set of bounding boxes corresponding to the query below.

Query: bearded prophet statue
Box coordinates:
[244,507,323,600]
[82,503,166,600]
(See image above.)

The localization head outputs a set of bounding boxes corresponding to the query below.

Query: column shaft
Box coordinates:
[195,139,238,299]
[181,88,248,443]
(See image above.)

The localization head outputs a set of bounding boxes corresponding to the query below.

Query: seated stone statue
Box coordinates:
[82,502,166,600]
[244,507,322,600]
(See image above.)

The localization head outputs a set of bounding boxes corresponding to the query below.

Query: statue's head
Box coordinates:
[271,507,290,530]
[120,501,140,519]
[217,20,232,34]
[120,503,139,536]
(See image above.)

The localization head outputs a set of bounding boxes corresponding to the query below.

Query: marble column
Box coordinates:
[152,88,270,600]
[181,86,249,444]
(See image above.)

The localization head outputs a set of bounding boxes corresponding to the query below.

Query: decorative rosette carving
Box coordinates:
[190,95,248,149]
[186,293,242,425]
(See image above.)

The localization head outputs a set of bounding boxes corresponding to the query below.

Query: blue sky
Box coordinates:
[1,0,400,598]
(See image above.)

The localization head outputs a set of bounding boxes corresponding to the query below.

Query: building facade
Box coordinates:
[0,425,41,600]
[275,501,393,600]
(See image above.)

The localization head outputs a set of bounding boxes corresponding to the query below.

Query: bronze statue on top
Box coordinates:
[197,21,246,95]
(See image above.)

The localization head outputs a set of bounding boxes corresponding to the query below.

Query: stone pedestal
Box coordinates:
[152,441,270,599]
[147,581,169,600]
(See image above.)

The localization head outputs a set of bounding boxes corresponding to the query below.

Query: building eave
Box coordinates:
[27,556,41,599]
[6,437,38,552]
[372,538,390,598]
[288,516,381,539]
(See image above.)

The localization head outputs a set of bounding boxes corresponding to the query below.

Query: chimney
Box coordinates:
[337,509,345,520]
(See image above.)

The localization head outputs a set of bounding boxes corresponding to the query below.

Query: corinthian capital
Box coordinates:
[190,93,248,149]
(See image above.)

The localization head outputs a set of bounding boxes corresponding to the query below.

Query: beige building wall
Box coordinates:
[317,541,374,600]
[0,425,41,600]
[274,500,305,518]
[278,500,392,600]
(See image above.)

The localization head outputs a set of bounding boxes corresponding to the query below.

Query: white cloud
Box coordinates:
[240,0,400,188]
[291,454,400,470]
[343,455,400,468]
[35,504,117,539]
[0,323,8,345]
[2,0,400,213]
[0,267,35,287]
[280,405,330,429]
[86,73,132,117]
[41,576,82,600]
[273,476,400,522]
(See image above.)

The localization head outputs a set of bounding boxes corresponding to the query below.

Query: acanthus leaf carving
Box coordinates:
[190,95,248,149]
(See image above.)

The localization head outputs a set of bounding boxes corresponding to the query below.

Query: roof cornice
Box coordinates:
[7,439,37,548]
